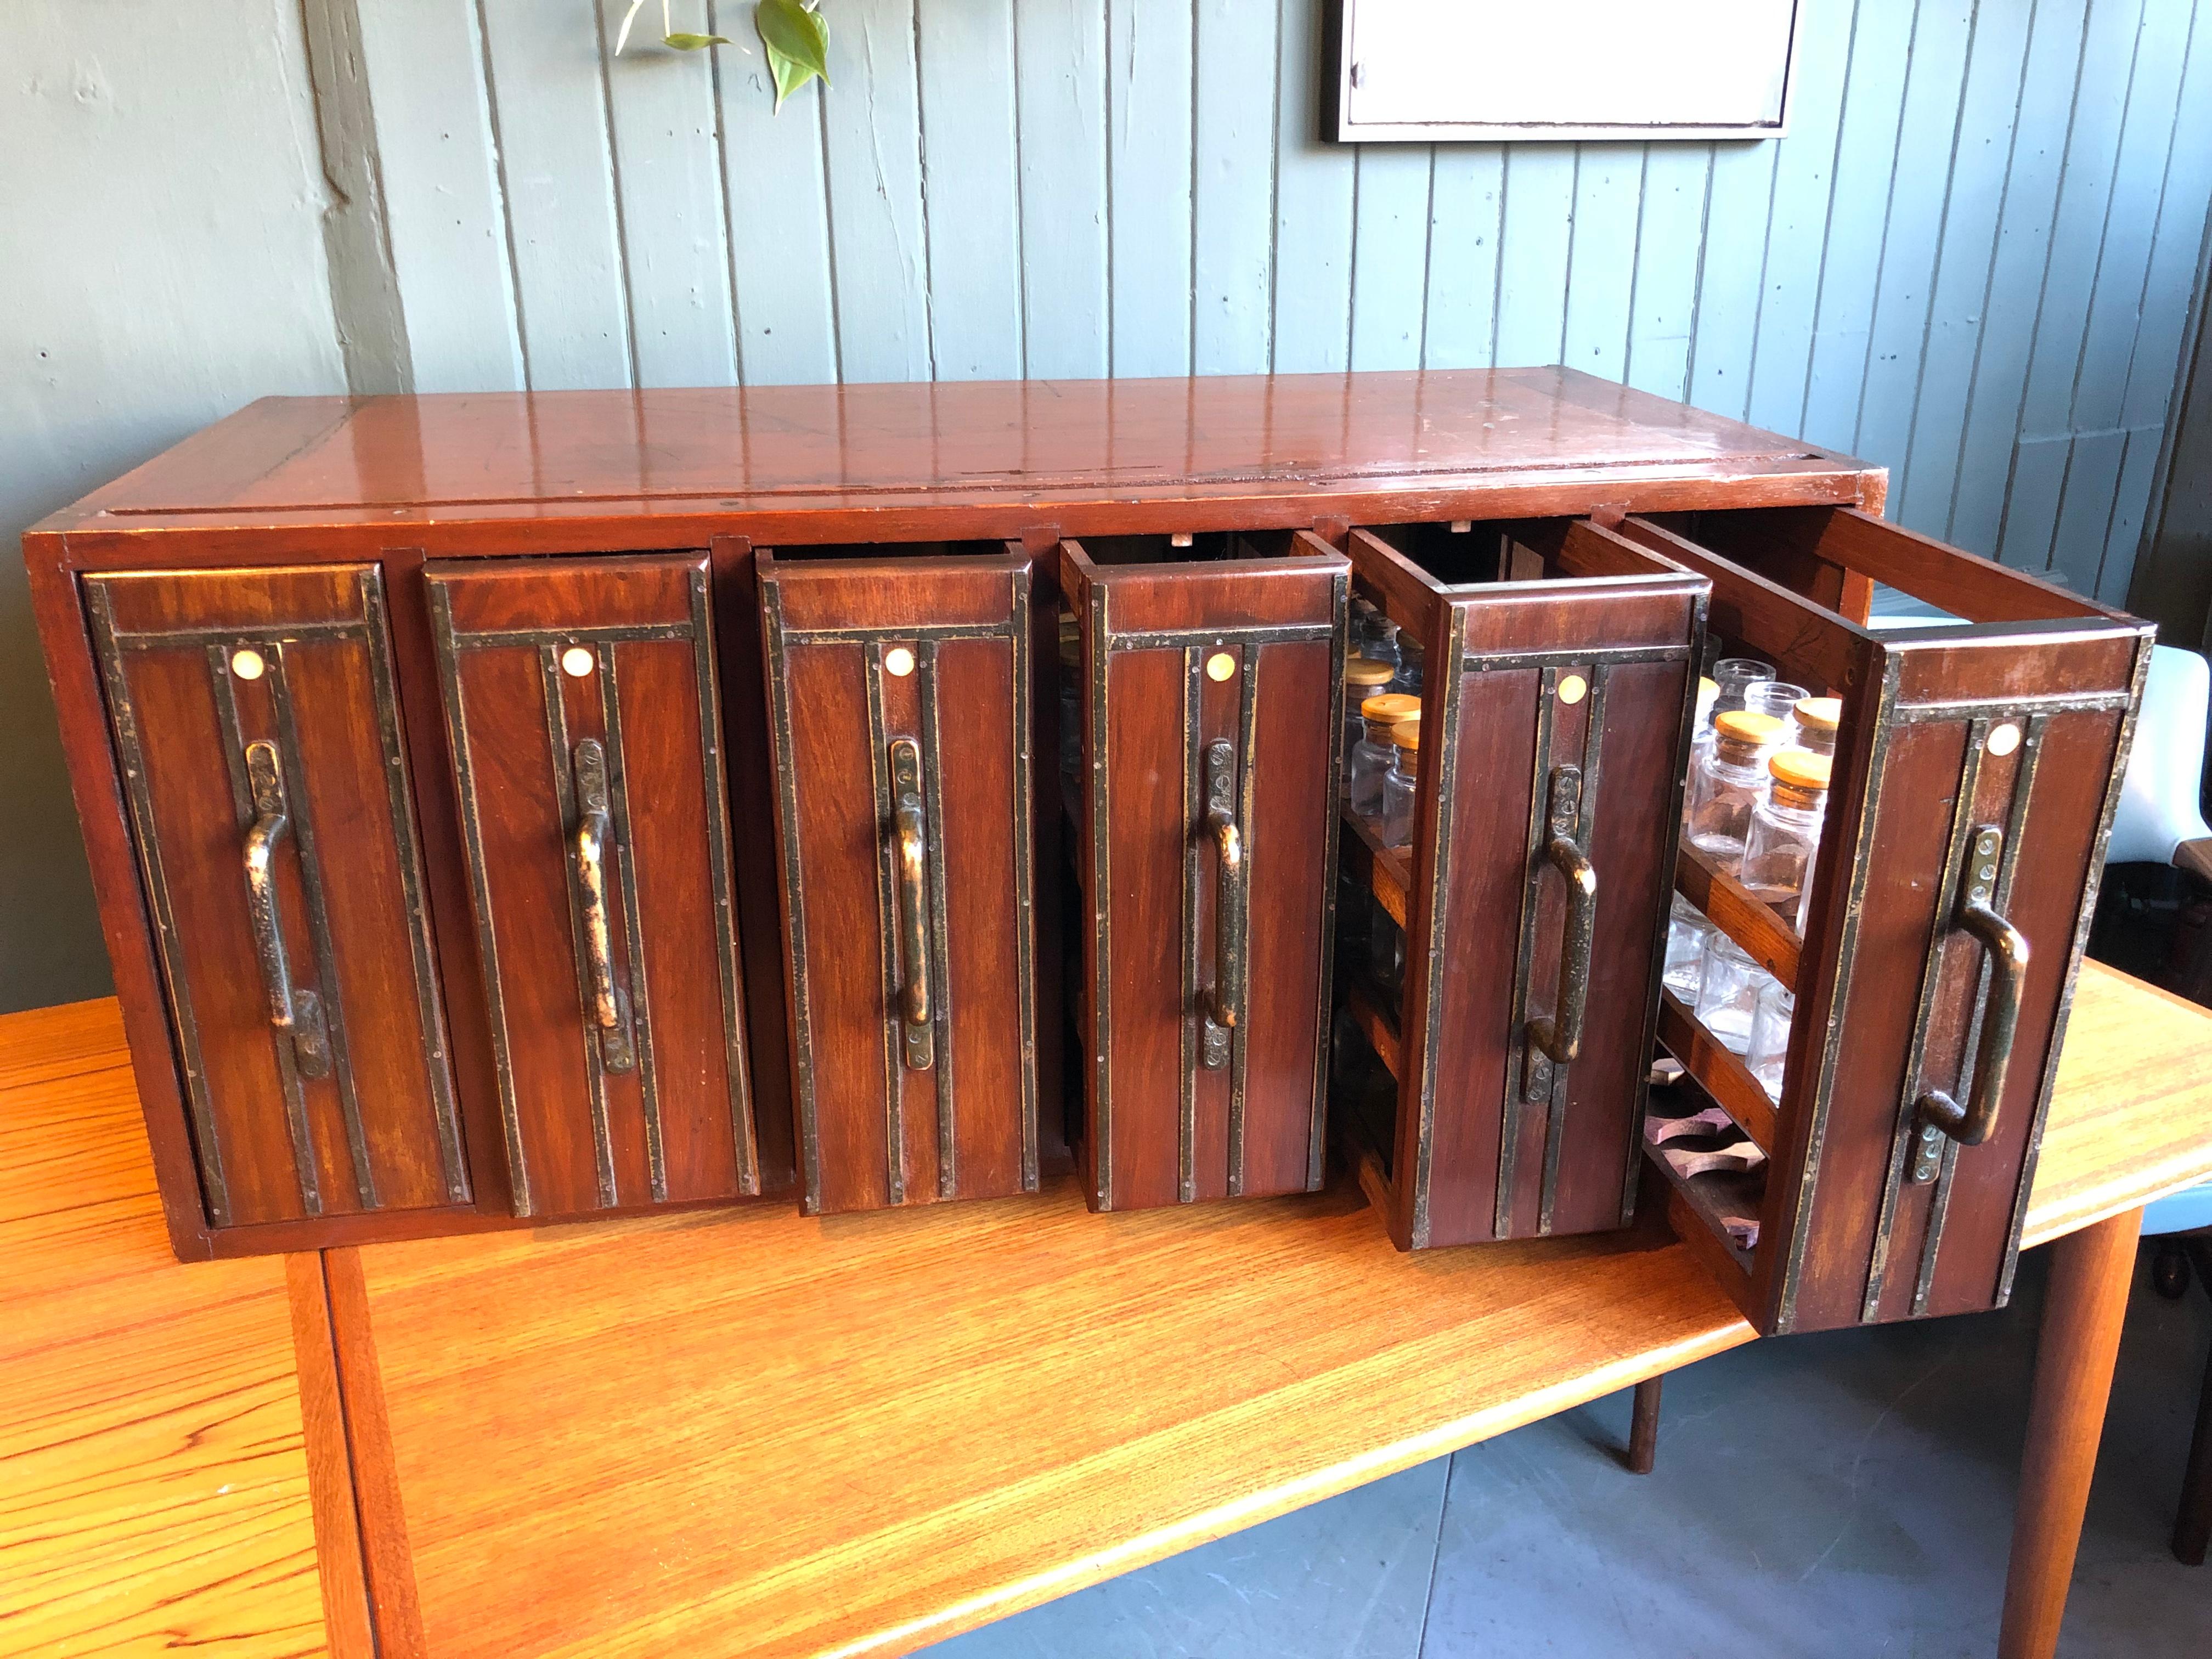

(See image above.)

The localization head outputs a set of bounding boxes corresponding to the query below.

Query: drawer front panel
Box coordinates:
[85,566,465,1229]
[759,550,1040,1215]
[428,555,756,1218]
[1408,589,1699,1248]
[1067,541,1349,1210]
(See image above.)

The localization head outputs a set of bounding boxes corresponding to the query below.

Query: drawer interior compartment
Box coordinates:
[1622,506,2151,1333]
[1337,519,1707,1251]
[1060,532,1348,1211]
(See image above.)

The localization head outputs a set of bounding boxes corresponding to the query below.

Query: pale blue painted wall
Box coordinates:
[359,0,2212,607]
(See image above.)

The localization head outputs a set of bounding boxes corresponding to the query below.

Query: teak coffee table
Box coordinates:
[3,960,2208,1659]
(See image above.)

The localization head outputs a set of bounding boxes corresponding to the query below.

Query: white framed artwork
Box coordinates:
[1329,1,1805,142]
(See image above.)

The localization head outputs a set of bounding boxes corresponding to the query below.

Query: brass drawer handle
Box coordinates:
[1200,741,1244,1069]
[571,739,635,1074]
[242,741,332,1079]
[1918,825,2029,1150]
[1527,765,1598,1071]
[890,738,934,1070]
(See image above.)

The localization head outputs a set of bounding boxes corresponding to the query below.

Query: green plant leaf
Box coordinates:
[663,31,731,48]
[757,0,831,81]
[765,48,817,110]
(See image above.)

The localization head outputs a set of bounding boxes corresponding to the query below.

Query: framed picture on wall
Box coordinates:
[1326,1,1805,142]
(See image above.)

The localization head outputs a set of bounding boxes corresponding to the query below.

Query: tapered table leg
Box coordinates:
[1627,1375,1661,1475]
[1998,1206,2143,1659]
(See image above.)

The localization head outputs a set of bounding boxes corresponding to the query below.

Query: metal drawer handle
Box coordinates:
[1200,741,1244,1069]
[571,739,635,1074]
[242,741,331,1079]
[889,738,934,1070]
[1527,764,1598,1072]
[1918,825,2029,1149]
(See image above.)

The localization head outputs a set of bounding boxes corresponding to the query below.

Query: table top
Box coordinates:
[31,367,1877,543]
[4,958,2209,1659]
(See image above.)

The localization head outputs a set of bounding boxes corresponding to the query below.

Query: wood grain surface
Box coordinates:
[0,999,329,1659]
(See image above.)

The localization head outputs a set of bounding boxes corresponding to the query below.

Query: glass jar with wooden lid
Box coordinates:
[1685,709,1785,865]
[1739,748,1833,927]
[1350,692,1420,818]
[1788,696,1842,758]
[1342,657,1397,785]
[1379,718,1421,849]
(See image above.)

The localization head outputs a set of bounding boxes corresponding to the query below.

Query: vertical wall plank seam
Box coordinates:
[2088,1,2204,592]
[814,93,848,381]
[468,0,534,388]
[2038,0,2152,573]
[1010,0,1030,379]
[1263,0,1285,372]
[1679,146,1720,398]
[910,0,941,380]
[2134,189,2212,610]
[1790,0,1877,442]
[1104,0,1118,373]
[1945,0,2074,543]
[590,0,645,388]
[1739,15,1805,427]
[706,0,750,385]
[1417,145,1440,367]
[1621,143,1653,391]
[1489,158,1509,366]
[1184,0,1200,376]
[1903,0,2024,514]
[1345,152,1364,370]
[1555,145,1582,366]
[1869,0,1980,472]
[1985,0,2102,561]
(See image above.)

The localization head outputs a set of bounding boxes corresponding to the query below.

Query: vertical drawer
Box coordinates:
[84,566,467,1229]
[1622,507,2151,1334]
[1340,522,1707,1249]
[758,544,1046,1216]
[1061,532,1349,1210]
[428,555,758,1218]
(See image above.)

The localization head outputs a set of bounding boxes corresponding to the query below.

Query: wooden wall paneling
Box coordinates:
[1996,0,2148,572]
[1891,0,2042,528]
[1561,144,1640,385]
[1107,0,1194,379]
[711,18,839,385]
[1624,146,1711,402]
[1847,0,1978,467]
[427,555,759,1218]
[2107,19,2212,602]
[1792,0,1921,455]
[1420,144,1504,370]
[82,566,468,1234]
[1742,0,1864,440]
[758,548,1040,1214]
[820,0,933,382]
[1013,0,1108,379]
[347,0,523,392]
[1943,0,2094,551]
[1492,146,1576,370]
[473,0,634,390]
[594,12,740,388]
[1068,536,1347,1211]
[1350,145,1434,373]
[1192,0,1279,376]
[1685,136,1780,421]
[916,0,1024,381]
[1272,0,1356,374]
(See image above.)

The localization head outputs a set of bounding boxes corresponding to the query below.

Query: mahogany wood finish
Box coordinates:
[757,545,1046,1214]
[1342,520,1707,1250]
[1618,509,2153,1335]
[82,565,466,1233]
[1063,532,1348,1210]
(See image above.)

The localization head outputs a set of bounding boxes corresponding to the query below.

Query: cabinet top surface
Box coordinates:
[34,367,1877,544]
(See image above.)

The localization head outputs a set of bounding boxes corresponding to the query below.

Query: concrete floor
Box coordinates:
[927,1248,2212,1657]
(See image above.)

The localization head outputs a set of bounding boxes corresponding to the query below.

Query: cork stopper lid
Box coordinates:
[1361,692,1421,724]
[1770,749,1833,791]
[1713,709,1785,746]
[1389,719,1421,753]
[1345,657,1396,687]
[1793,696,1842,733]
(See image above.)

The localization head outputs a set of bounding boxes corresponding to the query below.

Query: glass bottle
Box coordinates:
[1788,696,1842,757]
[1392,636,1424,697]
[1695,934,1764,1055]
[1740,679,1811,725]
[1369,899,1406,1007]
[1379,720,1421,848]
[1737,749,1832,927]
[1355,602,1400,675]
[1342,658,1396,786]
[1746,978,1796,1101]
[1689,656,1777,774]
[1350,693,1419,819]
[1684,709,1785,866]
[1663,895,1712,1001]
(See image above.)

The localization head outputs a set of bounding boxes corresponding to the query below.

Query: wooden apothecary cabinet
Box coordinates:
[25,370,2142,1344]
